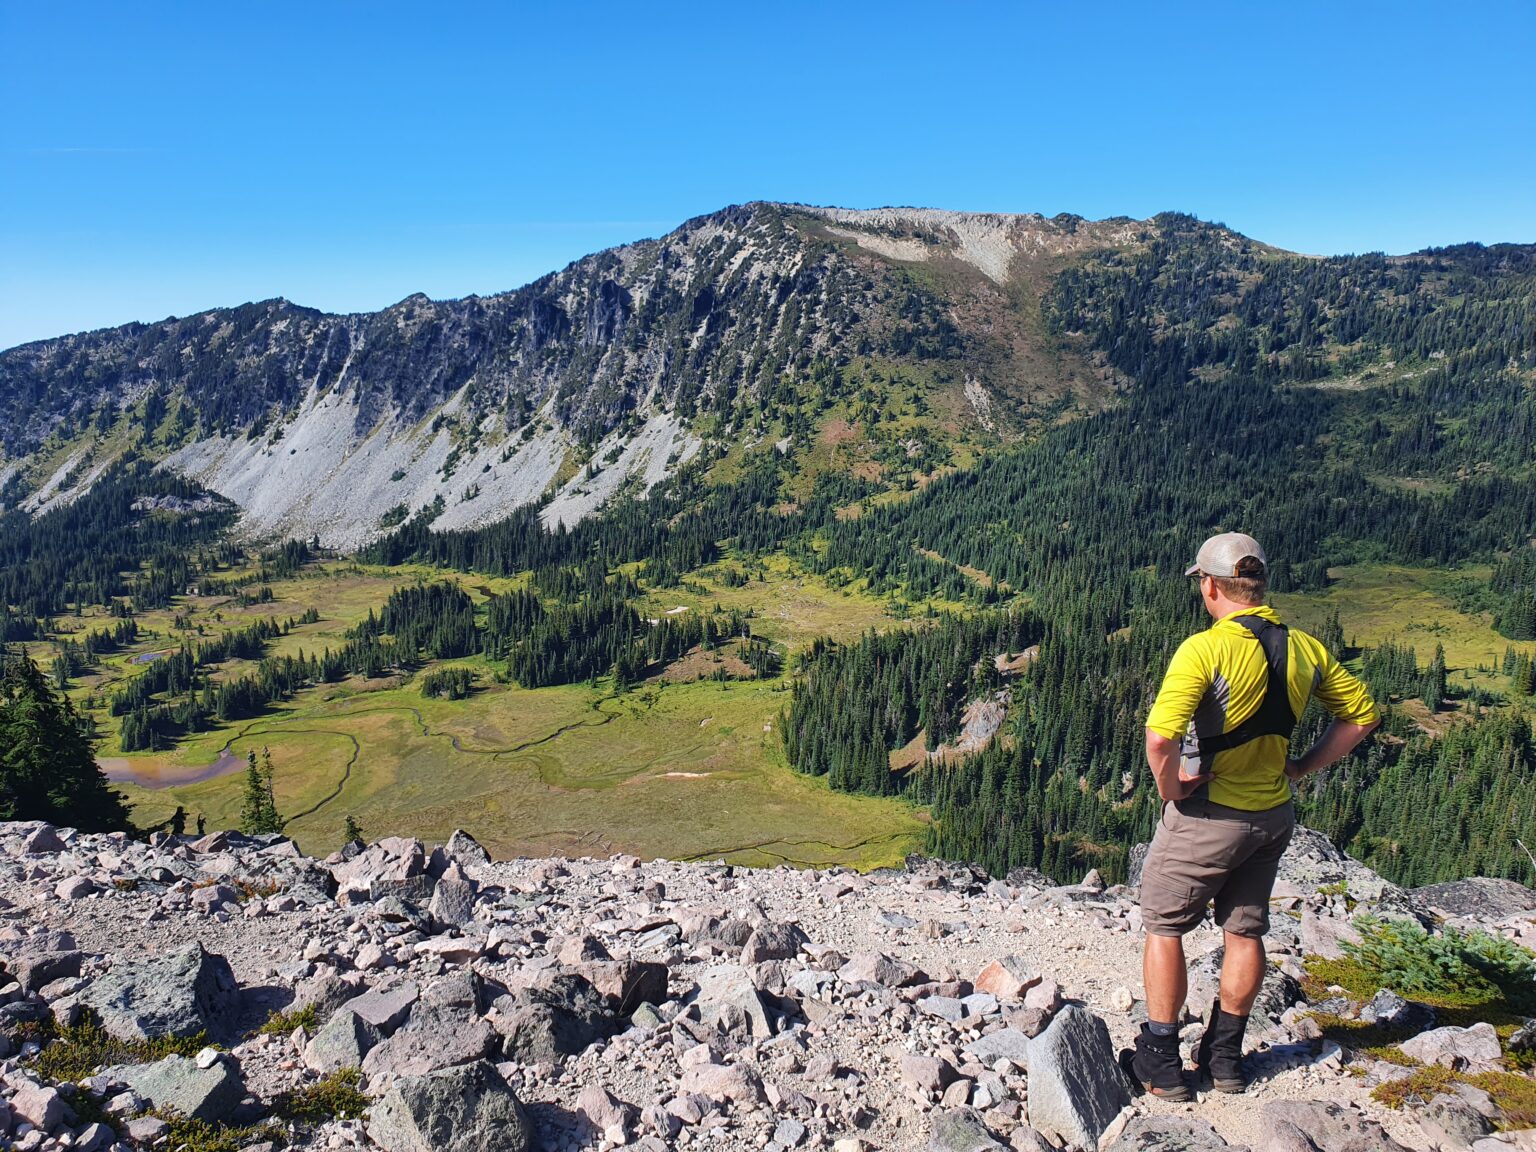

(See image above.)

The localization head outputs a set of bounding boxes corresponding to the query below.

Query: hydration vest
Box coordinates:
[1188,615,1297,772]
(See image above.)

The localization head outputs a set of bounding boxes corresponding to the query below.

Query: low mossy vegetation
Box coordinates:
[30,1015,209,1084]
[1301,916,1536,1127]
[257,1004,318,1036]
[272,1068,370,1124]
[147,1113,286,1152]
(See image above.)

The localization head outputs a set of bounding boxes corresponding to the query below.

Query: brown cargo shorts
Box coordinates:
[1139,796,1295,938]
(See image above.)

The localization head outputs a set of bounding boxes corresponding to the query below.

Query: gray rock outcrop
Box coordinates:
[367,1059,532,1152]
[1025,1005,1131,1147]
[82,942,240,1041]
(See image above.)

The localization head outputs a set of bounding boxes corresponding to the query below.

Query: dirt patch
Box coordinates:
[658,645,755,684]
[818,419,860,447]
[994,646,1039,675]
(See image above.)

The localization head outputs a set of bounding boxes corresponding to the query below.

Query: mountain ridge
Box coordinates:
[3,203,1533,549]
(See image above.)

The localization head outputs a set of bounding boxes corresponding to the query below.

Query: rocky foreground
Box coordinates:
[3,822,1536,1152]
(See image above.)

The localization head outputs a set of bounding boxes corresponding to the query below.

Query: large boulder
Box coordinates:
[304,1008,383,1074]
[493,974,617,1063]
[1256,1100,1409,1152]
[838,951,926,988]
[107,1054,244,1123]
[83,943,240,1041]
[332,840,434,904]
[1398,1023,1502,1071]
[362,1005,498,1089]
[576,959,668,1014]
[428,878,478,928]
[340,980,420,1035]
[8,946,82,995]
[740,922,809,966]
[974,956,1041,1000]
[367,1059,532,1152]
[1025,1005,1131,1148]
[693,964,775,1039]
[437,830,491,871]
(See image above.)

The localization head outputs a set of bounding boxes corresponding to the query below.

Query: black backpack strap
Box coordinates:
[1196,616,1297,761]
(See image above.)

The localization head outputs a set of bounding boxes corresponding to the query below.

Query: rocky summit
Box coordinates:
[2,821,1535,1152]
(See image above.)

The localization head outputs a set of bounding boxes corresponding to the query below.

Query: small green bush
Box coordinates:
[1342,915,1536,1011]
[258,1004,318,1036]
[32,1015,209,1084]
[273,1068,369,1124]
[147,1113,286,1152]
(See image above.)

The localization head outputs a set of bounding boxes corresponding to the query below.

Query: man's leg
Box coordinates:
[1198,802,1295,1093]
[1218,930,1266,1015]
[1143,932,1188,1023]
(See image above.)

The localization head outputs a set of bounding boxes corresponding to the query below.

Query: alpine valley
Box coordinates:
[2,203,1535,888]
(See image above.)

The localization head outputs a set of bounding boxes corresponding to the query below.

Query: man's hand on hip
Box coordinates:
[1147,728,1208,802]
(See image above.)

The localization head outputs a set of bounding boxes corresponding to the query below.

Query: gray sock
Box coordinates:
[1148,1019,1180,1038]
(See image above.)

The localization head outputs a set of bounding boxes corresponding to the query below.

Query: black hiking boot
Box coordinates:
[1194,1008,1250,1093]
[1121,1023,1191,1101]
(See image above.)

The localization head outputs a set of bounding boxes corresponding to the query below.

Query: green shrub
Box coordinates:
[273,1068,369,1123]
[257,1004,318,1036]
[1342,915,1536,1011]
[32,1015,209,1084]
[147,1113,286,1152]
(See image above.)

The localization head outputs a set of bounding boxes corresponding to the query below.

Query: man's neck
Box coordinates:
[1207,597,1267,621]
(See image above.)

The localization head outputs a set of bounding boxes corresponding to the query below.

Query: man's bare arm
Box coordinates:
[1146,729,1210,802]
[1285,718,1380,781]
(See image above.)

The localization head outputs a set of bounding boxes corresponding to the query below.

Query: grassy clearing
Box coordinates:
[644,551,903,651]
[118,676,923,867]
[95,552,926,867]
[1275,563,1536,692]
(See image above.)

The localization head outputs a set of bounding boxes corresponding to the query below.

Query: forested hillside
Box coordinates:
[781,224,1536,886]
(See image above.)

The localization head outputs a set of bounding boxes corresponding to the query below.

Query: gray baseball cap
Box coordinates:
[1185,532,1268,578]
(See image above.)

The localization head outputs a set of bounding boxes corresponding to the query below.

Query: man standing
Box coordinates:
[1130,532,1379,1100]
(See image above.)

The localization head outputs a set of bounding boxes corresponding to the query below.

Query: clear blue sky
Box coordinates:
[3,0,1533,350]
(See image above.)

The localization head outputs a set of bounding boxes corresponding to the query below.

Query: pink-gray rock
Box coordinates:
[341,980,420,1035]
[576,1083,634,1138]
[678,1061,765,1105]
[974,957,1040,1000]
[20,824,66,854]
[10,1080,68,1132]
[55,876,96,900]
[362,1006,498,1088]
[927,1106,1007,1152]
[1104,1116,1235,1152]
[1257,1100,1409,1152]
[740,921,810,965]
[902,1053,956,1095]
[1398,1022,1502,1071]
[577,959,668,1013]
[694,964,775,1038]
[839,951,926,988]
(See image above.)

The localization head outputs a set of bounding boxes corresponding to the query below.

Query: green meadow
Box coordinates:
[78,557,926,867]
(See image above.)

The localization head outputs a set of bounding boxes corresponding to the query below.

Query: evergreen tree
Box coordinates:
[0,650,129,830]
